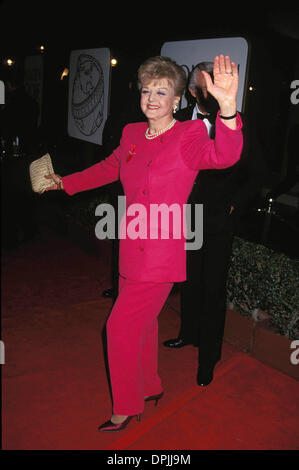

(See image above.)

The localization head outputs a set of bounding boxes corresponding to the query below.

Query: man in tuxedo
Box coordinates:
[164,62,267,386]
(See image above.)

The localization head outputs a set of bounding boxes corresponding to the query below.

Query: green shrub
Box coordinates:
[227,237,299,340]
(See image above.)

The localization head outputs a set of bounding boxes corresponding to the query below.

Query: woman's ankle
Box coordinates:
[111,414,128,424]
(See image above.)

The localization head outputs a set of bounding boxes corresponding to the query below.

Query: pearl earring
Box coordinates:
[173,103,178,114]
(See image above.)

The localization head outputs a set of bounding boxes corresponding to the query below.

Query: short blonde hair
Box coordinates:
[138,56,187,98]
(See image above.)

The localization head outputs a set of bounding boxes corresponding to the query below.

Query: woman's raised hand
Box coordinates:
[201,55,238,115]
[44,173,64,191]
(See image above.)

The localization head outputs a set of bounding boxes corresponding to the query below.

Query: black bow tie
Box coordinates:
[197,113,214,124]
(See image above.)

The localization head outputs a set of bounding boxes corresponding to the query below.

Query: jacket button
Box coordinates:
[139,246,144,252]
[147,160,152,167]
[142,189,148,195]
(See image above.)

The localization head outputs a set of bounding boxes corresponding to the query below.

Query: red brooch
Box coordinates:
[126,144,136,162]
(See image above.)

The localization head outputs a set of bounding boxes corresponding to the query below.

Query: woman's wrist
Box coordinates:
[218,103,237,130]
[219,112,237,120]
[57,176,64,190]
[218,100,237,118]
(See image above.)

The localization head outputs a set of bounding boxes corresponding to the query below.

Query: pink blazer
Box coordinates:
[63,114,243,282]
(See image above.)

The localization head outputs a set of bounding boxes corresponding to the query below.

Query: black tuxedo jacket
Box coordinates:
[175,105,267,233]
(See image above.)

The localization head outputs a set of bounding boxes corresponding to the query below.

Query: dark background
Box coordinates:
[0,3,298,171]
[0,2,298,256]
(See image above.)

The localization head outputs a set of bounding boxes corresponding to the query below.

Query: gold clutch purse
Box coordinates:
[29,153,55,194]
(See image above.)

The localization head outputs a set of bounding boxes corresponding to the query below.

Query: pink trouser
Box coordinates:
[106,276,173,415]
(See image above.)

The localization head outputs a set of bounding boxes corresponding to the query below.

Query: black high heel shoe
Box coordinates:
[98,414,141,432]
[144,391,164,406]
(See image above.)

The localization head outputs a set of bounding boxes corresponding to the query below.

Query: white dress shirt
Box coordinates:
[191,103,213,138]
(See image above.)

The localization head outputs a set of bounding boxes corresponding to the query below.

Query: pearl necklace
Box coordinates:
[145,119,177,140]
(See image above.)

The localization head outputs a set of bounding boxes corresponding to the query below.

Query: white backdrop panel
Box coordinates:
[68,48,110,145]
[161,37,249,111]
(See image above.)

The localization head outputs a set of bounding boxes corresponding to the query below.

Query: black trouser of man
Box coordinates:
[179,217,233,370]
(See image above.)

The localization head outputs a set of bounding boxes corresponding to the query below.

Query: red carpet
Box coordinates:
[2,231,299,450]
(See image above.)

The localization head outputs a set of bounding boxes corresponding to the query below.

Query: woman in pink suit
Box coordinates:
[46,54,243,431]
